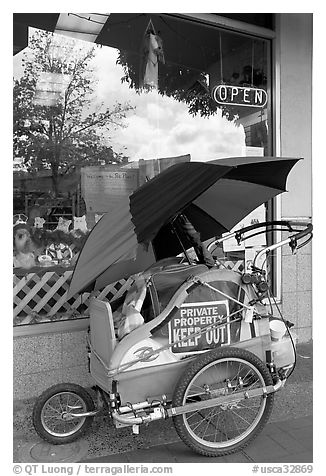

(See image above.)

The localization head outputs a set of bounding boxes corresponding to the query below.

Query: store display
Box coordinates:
[13,216,89,269]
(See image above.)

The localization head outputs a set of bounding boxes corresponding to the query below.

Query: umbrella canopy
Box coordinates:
[68,156,300,296]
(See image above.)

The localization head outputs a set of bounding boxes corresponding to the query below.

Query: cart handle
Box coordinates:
[207,220,312,252]
[252,221,312,268]
[207,220,294,252]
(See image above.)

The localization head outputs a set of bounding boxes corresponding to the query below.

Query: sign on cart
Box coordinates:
[169,300,230,353]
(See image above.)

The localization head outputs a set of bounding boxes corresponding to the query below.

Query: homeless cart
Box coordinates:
[32,157,313,457]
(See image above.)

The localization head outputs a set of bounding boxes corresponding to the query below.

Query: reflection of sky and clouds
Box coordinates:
[92,46,245,162]
[14,34,245,163]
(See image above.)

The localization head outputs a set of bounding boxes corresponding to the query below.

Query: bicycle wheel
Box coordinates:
[33,383,95,445]
[172,347,274,457]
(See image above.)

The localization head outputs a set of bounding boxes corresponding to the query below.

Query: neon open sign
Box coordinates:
[212,84,268,108]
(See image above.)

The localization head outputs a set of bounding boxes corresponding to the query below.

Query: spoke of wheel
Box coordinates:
[213,412,222,442]
[186,363,233,441]
[246,377,261,391]
[228,408,253,427]
[187,405,216,432]
[45,403,61,415]
[237,401,262,411]
[57,395,65,413]
[218,409,232,442]
[229,407,242,436]
[201,407,218,439]
[197,416,212,439]
[52,420,65,429]
[231,400,262,422]
[227,361,239,386]
[187,393,206,401]
[66,393,70,411]
[242,368,260,389]
[193,406,222,440]
[187,410,204,420]
[227,362,242,393]
[43,415,62,420]
[241,367,253,381]
[51,420,65,431]
[70,395,81,408]
[185,396,211,421]
[235,362,242,381]
[189,382,208,393]
[215,409,226,442]
[187,411,209,432]
[229,364,241,393]
[221,410,229,441]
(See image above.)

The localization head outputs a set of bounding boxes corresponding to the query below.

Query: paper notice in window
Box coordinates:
[81,166,139,215]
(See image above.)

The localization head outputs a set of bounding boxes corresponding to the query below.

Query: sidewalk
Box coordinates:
[82,415,313,464]
[13,342,313,464]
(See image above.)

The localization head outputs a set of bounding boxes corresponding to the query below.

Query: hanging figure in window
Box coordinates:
[140,19,165,89]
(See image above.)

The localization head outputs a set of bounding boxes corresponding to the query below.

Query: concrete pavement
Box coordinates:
[83,414,313,463]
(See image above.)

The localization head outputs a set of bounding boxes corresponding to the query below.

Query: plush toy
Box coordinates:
[13,223,41,268]
[28,206,48,227]
[55,217,71,233]
[73,215,88,232]
[14,224,32,252]
[34,217,45,228]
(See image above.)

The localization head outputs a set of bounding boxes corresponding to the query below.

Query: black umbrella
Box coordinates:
[68,156,300,296]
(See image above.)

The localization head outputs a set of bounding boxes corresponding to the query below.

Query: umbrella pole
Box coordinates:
[171,221,191,264]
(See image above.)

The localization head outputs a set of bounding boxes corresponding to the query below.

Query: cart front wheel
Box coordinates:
[33,383,95,445]
[172,347,274,457]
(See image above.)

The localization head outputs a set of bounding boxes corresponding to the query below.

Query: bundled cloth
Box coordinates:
[140,20,165,89]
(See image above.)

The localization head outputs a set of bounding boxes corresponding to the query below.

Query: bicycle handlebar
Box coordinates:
[207,221,292,252]
[251,221,312,269]
[288,222,313,241]
[235,220,294,236]
[208,220,312,249]
[207,220,312,270]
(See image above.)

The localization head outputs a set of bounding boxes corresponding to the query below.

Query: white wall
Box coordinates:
[276,13,313,218]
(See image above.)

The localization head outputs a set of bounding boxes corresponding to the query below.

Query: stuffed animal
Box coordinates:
[34,217,46,228]
[14,224,32,252]
[73,215,88,232]
[13,224,40,268]
[55,217,71,233]
[28,206,48,227]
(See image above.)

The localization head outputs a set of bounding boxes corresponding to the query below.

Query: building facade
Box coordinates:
[13,13,313,399]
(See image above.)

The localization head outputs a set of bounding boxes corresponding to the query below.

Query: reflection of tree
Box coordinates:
[14,30,134,196]
[118,48,269,125]
[117,50,240,121]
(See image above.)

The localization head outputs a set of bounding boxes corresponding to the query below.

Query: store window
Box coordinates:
[13,14,272,326]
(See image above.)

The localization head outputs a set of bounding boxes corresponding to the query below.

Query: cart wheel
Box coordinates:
[172,347,274,457]
[33,383,95,445]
